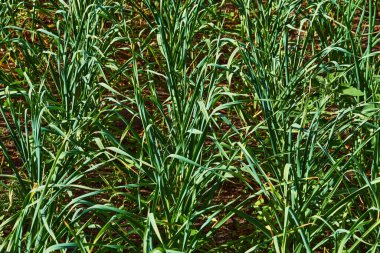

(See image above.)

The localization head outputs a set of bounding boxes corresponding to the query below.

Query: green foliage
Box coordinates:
[0,0,379,252]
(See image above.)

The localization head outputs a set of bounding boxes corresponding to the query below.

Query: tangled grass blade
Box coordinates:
[0,0,379,252]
